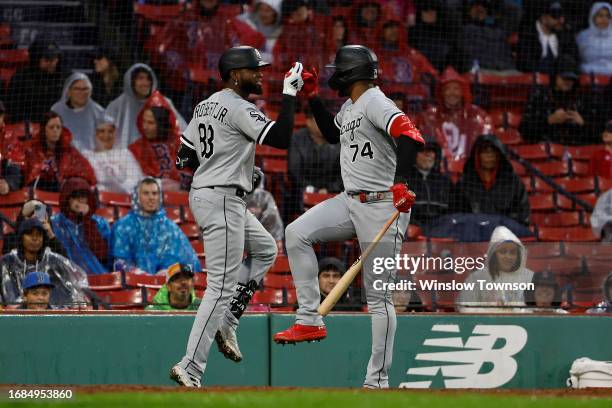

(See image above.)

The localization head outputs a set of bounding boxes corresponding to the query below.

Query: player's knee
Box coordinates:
[285,221,308,250]
[262,235,278,262]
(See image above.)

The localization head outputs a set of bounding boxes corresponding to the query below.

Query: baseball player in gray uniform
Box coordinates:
[273,45,424,389]
[171,46,304,387]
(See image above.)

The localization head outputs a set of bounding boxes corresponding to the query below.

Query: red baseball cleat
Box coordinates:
[273,324,327,344]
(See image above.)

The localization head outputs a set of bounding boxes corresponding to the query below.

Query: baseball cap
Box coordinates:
[605,119,612,133]
[166,263,194,282]
[532,271,558,287]
[555,55,578,80]
[544,1,563,18]
[318,257,346,276]
[18,218,46,235]
[22,271,54,291]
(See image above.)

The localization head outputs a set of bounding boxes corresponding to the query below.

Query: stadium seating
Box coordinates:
[88,272,123,291]
[124,272,166,289]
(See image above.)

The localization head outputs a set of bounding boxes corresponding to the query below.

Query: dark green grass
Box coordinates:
[1,389,611,408]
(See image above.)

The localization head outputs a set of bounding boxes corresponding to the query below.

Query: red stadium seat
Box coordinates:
[523,241,564,258]
[538,226,599,242]
[163,191,189,207]
[98,191,131,207]
[566,144,600,161]
[564,242,612,260]
[97,289,145,310]
[530,211,581,227]
[180,223,200,239]
[263,273,294,289]
[166,206,182,224]
[183,207,195,223]
[87,272,123,291]
[190,240,204,257]
[525,257,583,275]
[303,192,334,208]
[547,143,566,160]
[255,145,287,159]
[251,289,283,305]
[555,177,595,193]
[521,176,533,193]
[532,177,554,193]
[133,3,182,22]
[556,193,595,211]
[262,157,288,174]
[511,160,527,176]
[95,207,116,224]
[533,161,569,177]
[528,194,555,212]
[269,255,290,274]
[494,128,522,145]
[407,224,421,240]
[193,272,207,289]
[124,272,166,289]
[31,190,59,207]
[514,143,548,161]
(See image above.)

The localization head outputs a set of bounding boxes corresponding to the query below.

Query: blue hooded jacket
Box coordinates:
[111,177,201,274]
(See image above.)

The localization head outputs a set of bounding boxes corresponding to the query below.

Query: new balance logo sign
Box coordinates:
[399,324,528,389]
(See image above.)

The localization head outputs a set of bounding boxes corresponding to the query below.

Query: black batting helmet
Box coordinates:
[218,46,270,81]
[326,45,378,94]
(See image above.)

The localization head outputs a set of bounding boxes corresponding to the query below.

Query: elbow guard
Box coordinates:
[176,143,199,171]
[389,114,425,145]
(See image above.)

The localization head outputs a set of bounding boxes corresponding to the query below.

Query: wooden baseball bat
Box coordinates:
[317,211,400,316]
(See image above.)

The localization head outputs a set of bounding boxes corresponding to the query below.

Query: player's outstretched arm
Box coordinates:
[302,67,340,144]
[260,62,304,150]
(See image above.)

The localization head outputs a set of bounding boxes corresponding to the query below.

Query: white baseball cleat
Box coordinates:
[169,364,201,388]
[215,326,243,362]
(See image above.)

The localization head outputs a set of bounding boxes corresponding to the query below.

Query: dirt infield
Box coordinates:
[2,384,612,397]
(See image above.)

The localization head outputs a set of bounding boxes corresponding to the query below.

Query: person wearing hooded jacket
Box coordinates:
[237,0,283,62]
[50,177,111,275]
[405,138,453,227]
[105,63,186,149]
[129,90,189,192]
[577,2,612,75]
[23,111,97,192]
[453,134,530,226]
[51,72,105,153]
[457,225,534,313]
[587,272,612,313]
[416,67,492,162]
[591,188,612,241]
[7,37,63,123]
[111,177,201,275]
[0,218,89,308]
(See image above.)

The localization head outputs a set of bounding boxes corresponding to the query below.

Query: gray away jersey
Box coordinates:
[181,89,275,191]
[334,87,403,192]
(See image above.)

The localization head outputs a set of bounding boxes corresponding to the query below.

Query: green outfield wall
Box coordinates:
[1,313,610,388]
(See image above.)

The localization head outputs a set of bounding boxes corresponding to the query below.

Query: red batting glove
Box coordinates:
[390,183,416,213]
[301,67,319,98]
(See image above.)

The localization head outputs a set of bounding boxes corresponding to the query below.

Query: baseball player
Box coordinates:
[171,46,304,387]
[273,45,424,389]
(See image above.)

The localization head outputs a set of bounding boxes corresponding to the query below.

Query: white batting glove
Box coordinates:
[282,62,304,96]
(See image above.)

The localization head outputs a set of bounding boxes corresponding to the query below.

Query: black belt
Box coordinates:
[207,186,247,198]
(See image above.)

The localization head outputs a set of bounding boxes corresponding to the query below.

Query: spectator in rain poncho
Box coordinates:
[111,177,201,275]
[82,114,144,194]
[237,0,283,61]
[576,2,612,75]
[105,63,186,149]
[591,188,612,242]
[51,177,112,275]
[50,72,105,152]
[0,218,88,307]
[457,226,534,313]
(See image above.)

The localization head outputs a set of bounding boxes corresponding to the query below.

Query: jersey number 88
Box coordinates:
[198,123,215,159]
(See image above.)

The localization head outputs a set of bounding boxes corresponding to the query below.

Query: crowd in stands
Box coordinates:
[1,0,612,312]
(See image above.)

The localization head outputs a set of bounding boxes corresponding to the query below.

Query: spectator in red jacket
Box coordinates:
[23,111,96,192]
[416,67,492,162]
[155,0,265,93]
[129,91,190,192]
[589,119,612,178]
[376,17,437,85]
[348,0,383,50]
[0,101,22,196]
[273,0,328,73]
